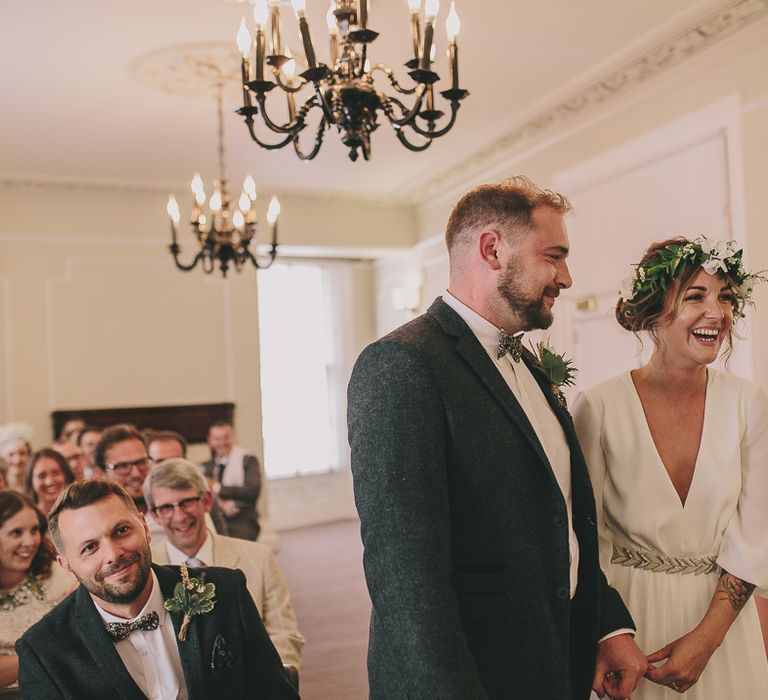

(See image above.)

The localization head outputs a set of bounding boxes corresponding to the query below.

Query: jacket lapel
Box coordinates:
[210,533,240,568]
[73,587,147,700]
[428,298,554,475]
[155,565,205,699]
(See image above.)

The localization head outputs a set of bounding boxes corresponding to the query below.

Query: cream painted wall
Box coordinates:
[0,181,386,529]
[407,17,768,386]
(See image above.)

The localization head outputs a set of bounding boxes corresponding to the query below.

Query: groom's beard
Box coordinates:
[497,256,558,331]
[76,544,152,605]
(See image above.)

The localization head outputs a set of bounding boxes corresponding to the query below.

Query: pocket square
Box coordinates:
[210,633,234,672]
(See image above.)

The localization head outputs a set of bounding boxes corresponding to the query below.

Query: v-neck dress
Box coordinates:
[574,370,768,699]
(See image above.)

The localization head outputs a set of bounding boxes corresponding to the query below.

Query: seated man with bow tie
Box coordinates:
[145,458,304,672]
[15,479,298,700]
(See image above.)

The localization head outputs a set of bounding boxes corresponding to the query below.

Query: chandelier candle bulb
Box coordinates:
[267,195,281,246]
[268,0,283,57]
[446,2,460,89]
[238,191,251,212]
[420,0,439,70]
[237,19,253,107]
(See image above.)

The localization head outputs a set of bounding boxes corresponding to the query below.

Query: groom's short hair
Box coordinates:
[445,176,572,256]
[48,479,140,553]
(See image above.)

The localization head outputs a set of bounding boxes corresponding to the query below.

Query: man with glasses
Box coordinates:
[95,424,153,516]
[145,459,304,672]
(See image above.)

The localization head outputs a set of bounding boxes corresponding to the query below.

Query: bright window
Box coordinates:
[257,262,337,477]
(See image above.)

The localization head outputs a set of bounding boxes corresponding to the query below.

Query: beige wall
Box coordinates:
[0,181,395,457]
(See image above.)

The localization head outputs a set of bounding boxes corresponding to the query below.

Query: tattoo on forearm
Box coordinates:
[717,569,755,611]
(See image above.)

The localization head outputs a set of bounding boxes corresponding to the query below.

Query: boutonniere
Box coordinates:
[530,340,577,409]
[164,562,216,641]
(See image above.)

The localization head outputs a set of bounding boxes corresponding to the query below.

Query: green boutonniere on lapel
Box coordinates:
[164,562,216,641]
[529,340,577,409]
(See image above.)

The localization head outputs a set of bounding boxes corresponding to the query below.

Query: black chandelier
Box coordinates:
[235,0,468,162]
[167,84,281,277]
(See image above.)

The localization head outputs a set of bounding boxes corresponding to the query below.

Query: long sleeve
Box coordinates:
[219,455,261,505]
[572,389,613,573]
[15,637,65,700]
[717,383,768,594]
[348,340,488,698]
[254,548,304,669]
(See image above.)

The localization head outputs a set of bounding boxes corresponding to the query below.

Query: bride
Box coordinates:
[574,236,768,698]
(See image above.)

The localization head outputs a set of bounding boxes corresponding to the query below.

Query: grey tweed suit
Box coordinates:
[348,298,634,700]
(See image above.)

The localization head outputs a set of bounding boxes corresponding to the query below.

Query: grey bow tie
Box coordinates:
[497,329,523,362]
[105,610,159,642]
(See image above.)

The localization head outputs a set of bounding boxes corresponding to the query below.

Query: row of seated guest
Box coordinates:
[0,421,303,690]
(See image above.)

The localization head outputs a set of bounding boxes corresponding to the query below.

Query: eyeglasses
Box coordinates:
[103,457,151,475]
[152,496,203,519]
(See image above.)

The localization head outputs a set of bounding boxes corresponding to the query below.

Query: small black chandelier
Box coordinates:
[235,0,468,162]
[167,84,281,277]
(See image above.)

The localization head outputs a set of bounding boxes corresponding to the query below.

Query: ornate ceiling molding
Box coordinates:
[408,0,768,203]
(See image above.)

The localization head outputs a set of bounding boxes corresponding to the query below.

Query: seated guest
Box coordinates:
[24,449,75,516]
[77,426,103,478]
[201,420,261,541]
[145,459,304,670]
[0,424,33,492]
[51,440,86,481]
[56,418,85,445]
[16,480,298,699]
[94,424,151,515]
[146,430,228,535]
[0,492,74,688]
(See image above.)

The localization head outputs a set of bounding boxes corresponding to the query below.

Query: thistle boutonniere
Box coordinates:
[164,562,216,641]
[530,340,577,409]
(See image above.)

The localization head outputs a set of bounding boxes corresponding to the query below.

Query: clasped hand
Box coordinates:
[644,627,718,694]
[593,633,648,700]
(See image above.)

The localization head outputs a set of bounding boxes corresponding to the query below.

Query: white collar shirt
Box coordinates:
[443,291,579,596]
[93,571,188,700]
[165,531,214,568]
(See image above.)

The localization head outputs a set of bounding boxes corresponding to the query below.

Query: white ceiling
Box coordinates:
[0,0,728,198]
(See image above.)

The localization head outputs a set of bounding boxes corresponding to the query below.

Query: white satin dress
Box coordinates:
[574,370,768,699]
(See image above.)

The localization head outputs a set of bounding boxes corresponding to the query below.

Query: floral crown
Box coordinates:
[618,236,765,318]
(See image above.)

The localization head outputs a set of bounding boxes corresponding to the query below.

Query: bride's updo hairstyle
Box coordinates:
[616,237,737,351]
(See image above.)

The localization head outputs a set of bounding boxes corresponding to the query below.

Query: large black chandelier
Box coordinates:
[235,0,467,161]
[166,83,281,277]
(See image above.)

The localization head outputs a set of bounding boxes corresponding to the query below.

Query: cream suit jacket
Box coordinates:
[151,530,304,668]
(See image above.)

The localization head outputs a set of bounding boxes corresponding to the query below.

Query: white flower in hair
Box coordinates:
[618,270,637,301]
[702,257,728,275]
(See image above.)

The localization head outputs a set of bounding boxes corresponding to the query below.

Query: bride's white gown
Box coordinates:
[574,370,768,699]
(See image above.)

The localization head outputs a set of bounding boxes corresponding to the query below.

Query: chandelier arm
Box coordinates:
[293,115,327,161]
[256,93,313,134]
[394,128,433,152]
[408,100,461,139]
[244,117,297,149]
[273,70,308,94]
[371,64,418,95]
[244,246,278,270]
[382,88,427,127]
[169,246,205,272]
[312,84,337,124]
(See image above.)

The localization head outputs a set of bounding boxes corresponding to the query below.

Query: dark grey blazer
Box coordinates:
[16,564,298,700]
[348,298,633,700]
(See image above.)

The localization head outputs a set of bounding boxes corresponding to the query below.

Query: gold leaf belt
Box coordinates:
[611,543,719,576]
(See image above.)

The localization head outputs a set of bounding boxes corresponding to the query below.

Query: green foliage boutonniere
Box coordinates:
[164,562,216,641]
[530,340,577,409]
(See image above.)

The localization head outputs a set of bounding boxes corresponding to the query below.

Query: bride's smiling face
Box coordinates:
[655,269,734,366]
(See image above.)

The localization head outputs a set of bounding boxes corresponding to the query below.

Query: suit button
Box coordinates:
[553,514,566,527]
[556,585,569,600]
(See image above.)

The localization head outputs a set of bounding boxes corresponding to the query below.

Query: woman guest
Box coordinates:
[0,424,33,492]
[0,491,74,687]
[24,449,75,516]
[573,237,768,697]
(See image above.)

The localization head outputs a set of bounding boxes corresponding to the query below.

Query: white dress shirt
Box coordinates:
[165,533,214,568]
[93,571,188,700]
[443,291,580,596]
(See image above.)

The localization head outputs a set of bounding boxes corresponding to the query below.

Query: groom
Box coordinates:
[348,177,647,699]
[16,479,298,699]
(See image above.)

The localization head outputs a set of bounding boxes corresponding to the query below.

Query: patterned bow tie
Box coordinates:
[105,610,159,642]
[497,329,523,362]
